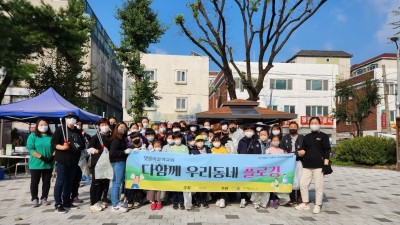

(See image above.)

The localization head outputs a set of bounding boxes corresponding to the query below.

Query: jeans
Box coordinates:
[111,161,125,207]
[54,163,77,207]
[30,169,52,201]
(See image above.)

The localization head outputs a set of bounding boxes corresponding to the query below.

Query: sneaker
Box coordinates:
[111,204,128,213]
[253,203,260,209]
[73,197,83,203]
[150,202,156,210]
[179,203,185,210]
[64,203,79,209]
[102,197,112,204]
[89,203,103,212]
[119,193,125,202]
[201,202,209,208]
[239,199,246,208]
[100,201,107,209]
[313,205,321,214]
[127,204,134,210]
[273,199,279,209]
[297,197,302,204]
[295,203,311,211]
[133,202,141,209]
[41,198,50,206]
[55,205,66,213]
[219,199,226,208]
[32,199,39,207]
[269,200,274,208]
[156,202,162,210]
[215,199,220,207]
[173,202,179,210]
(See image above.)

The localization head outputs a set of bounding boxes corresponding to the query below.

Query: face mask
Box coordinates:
[133,139,141,145]
[245,131,254,138]
[131,129,139,133]
[190,127,197,132]
[154,147,162,151]
[289,129,298,135]
[260,135,268,142]
[100,126,110,133]
[188,141,195,146]
[174,139,181,145]
[221,125,228,131]
[310,124,320,132]
[75,125,81,130]
[155,131,159,135]
[159,127,166,133]
[142,123,148,128]
[110,124,116,131]
[147,136,155,142]
[204,126,211,130]
[172,128,180,133]
[215,132,222,137]
[229,127,237,133]
[38,125,48,133]
[272,130,280,136]
[167,139,174,145]
[66,118,77,126]
[271,141,280,147]
[118,129,126,135]
[196,142,204,149]
[256,127,262,132]
[213,142,221,148]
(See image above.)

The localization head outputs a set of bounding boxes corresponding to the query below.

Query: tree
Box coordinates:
[115,0,165,122]
[0,0,56,103]
[391,7,400,35]
[333,79,381,137]
[27,0,94,109]
[175,0,327,101]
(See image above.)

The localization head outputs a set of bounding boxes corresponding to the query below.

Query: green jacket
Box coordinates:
[26,133,54,169]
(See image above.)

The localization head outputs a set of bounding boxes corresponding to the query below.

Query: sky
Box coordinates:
[87,0,399,71]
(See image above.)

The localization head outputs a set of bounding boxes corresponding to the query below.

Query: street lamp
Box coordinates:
[391,36,400,171]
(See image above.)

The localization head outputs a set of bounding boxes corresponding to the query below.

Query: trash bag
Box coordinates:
[78,151,90,180]
[293,161,303,190]
[183,192,192,209]
[94,146,113,179]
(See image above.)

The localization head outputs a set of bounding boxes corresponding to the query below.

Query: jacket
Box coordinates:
[280,133,304,160]
[51,126,84,167]
[237,136,262,154]
[88,134,111,167]
[109,138,128,163]
[301,131,331,168]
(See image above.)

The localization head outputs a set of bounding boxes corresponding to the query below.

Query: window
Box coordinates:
[176,70,187,84]
[11,96,28,103]
[176,98,187,111]
[284,105,295,114]
[306,80,328,91]
[144,70,156,82]
[272,105,278,111]
[306,106,329,116]
[390,110,396,122]
[388,84,397,95]
[270,79,292,90]
[144,102,156,111]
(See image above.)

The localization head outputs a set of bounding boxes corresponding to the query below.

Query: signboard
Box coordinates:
[300,116,334,127]
[381,112,387,129]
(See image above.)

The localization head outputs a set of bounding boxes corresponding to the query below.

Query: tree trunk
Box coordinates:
[223,68,237,100]
[0,74,12,105]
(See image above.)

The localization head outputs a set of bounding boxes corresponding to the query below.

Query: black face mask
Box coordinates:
[110,124,116,131]
[229,128,237,133]
[289,129,298,135]
[133,139,140,145]
[215,132,222,137]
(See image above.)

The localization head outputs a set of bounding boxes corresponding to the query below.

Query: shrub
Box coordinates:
[333,136,396,165]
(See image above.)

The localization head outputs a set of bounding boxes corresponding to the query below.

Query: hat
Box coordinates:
[220,120,229,125]
[65,111,78,118]
[254,122,266,126]
[195,135,205,141]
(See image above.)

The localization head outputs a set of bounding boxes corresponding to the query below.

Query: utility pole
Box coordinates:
[268,87,274,109]
[382,65,391,134]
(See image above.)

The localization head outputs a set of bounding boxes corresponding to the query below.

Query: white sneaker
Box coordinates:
[100,201,107,209]
[215,199,220,207]
[253,203,260,209]
[239,199,246,208]
[295,203,311,211]
[219,199,225,208]
[119,193,125,202]
[111,203,128,213]
[89,203,103,212]
[313,205,321,214]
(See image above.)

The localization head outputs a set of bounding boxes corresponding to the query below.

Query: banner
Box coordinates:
[125,151,296,193]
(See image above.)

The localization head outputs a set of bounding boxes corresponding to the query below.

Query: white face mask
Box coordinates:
[142,123,148,128]
[190,127,197,132]
[174,140,181,145]
[159,127,166,133]
[100,126,110,134]
[167,139,174,145]
[204,126,211,130]
[66,118,77,126]
[272,130,280,136]
[38,125,48,133]
[188,141,195,146]
[155,131,159,135]
[256,127,262,132]
[310,124,320,132]
[154,147,161,151]
[221,125,228,131]
[76,125,81,130]
[213,142,221,148]
[131,129,139,133]
[245,131,254,138]
[271,141,280,147]
[173,128,180,132]
[260,135,268,142]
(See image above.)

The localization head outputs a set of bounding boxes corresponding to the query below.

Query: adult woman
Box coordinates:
[87,118,111,212]
[109,122,130,213]
[27,119,54,207]
[295,117,331,214]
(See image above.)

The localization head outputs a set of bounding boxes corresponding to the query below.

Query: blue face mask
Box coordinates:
[147,136,155,142]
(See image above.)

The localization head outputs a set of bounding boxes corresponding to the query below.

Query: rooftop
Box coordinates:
[351,53,397,70]
[286,50,353,62]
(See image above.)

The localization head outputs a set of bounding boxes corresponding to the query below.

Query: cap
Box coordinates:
[195,135,205,141]
[65,111,78,118]
[220,120,229,125]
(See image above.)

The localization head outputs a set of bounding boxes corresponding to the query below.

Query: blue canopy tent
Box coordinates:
[0,87,101,123]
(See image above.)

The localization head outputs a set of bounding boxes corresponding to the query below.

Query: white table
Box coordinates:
[0,155,29,177]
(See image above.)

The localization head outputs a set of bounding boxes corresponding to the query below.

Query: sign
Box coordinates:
[125,151,296,193]
[300,116,334,127]
[177,114,196,123]
[381,113,387,129]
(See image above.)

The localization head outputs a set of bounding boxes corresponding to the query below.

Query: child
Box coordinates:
[191,135,211,208]
[210,136,229,208]
[146,140,163,210]
[161,133,174,152]
[169,132,189,210]
[266,135,284,209]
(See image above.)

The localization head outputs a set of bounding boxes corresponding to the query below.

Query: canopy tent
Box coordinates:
[0,87,101,123]
[196,99,297,125]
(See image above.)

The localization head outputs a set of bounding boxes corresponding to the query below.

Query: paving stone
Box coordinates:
[364,201,377,204]
[225,215,239,219]
[190,209,200,212]
[392,194,400,196]
[0,216,4,220]
[325,211,339,214]
[346,205,360,209]
[300,217,316,221]
[42,209,55,212]
[148,215,163,219]
[342,193,351,196]
[393,211,400,215]
[20,204,32,207]
[256,209,269,213]
[68,215,85,219]
[375,218,392,222]
[102,223,118,225]
[187,223,202,225]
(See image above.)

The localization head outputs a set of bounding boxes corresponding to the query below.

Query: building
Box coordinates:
[336,53,398,140]
[123,54,209,123]
[286,50,352,81]
[2,0,123,119]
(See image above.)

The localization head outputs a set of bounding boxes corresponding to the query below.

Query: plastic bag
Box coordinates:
[292,161,303,190]
[78,151,90,180]
[94,146,114,179]
[183,192,192,209]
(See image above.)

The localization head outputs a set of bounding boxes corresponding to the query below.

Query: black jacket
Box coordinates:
[190,146,211,155]
[302,131,331,168]
[237,136,262,154]
[88,134,111,168]
[52,126,85,167]
[280,134,305,161]
[109,138,128,163]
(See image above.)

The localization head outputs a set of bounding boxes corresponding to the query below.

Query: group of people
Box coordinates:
[26,112,331,215]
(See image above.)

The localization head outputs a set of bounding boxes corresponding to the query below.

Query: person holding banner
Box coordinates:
[146,140,163,210]
[211,136,229,208]
[237,124,261,208]
[109,122,130,213]
[162,133,175,152]
[265,136,285,209]
[295,117,331,214]
[87,118,111,212]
